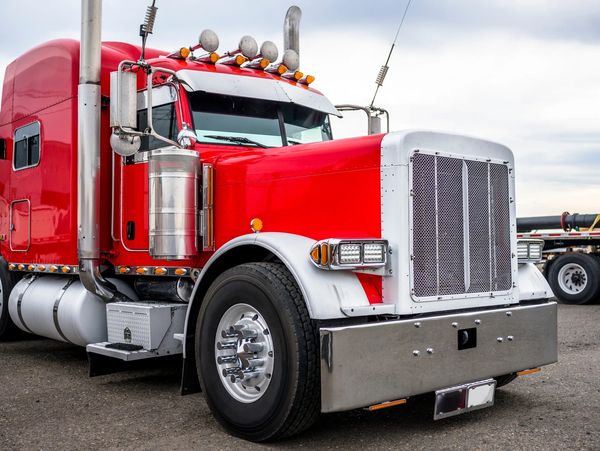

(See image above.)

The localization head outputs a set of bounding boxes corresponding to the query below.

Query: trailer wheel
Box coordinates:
[0,257,17,339]
[547,254,600,304]
[195,262,319,442]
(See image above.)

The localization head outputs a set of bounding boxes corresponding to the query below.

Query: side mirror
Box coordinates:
[177,123,197,149]
[110,71,137,130]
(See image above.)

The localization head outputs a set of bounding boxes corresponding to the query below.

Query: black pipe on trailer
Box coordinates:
[517,212,600,233]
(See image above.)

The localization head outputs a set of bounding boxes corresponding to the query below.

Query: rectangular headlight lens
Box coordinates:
[517,239,544,262]
[338,243,361,264]
[528,242,543,260]
[363,243,385,263]
[517,241,529,259]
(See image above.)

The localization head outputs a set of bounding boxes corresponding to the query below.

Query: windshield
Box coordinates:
[189,91,332,148]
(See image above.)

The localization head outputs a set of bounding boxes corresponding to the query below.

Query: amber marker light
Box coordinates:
[49,265,58,273]
[37,265,46,272]
[17,264,25,270]
[517,368,541,376]
[8,263,15,270]
[28,264,35,271]
[310,246,320,264]
[179,47,191,58]
[250,218,263,233]
[118,266,130,274]
[320,243,329,266]
[154,267,168,276]
[174,268,188,276]
[61,266,71,273]
[283,70,303,81]
[367,399,407,411]
[299,74,315,85]
[136,267,148,275]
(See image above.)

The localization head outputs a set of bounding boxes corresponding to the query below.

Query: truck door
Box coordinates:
[10,122,40,252]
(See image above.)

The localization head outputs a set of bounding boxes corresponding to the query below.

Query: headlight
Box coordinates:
[517,239,544,263]
[310,239,388,270]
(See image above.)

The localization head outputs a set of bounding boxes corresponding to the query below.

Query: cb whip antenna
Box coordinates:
[370,0,412,108]
[139,0,158,61]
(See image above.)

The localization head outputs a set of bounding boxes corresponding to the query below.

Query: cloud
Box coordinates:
[1,1,599,217]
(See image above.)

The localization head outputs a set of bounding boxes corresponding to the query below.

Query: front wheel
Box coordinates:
[547,253,600,305]
[195,262,320,441]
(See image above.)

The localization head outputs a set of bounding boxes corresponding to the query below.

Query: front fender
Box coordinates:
[517,262,554,301]
[184,232,371,332]
[180,233,375,392]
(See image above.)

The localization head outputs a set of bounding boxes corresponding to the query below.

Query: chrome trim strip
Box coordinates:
[17,275,37,334]
[53,278,76,344]
[462,161,471,292]
[202,164,215,251]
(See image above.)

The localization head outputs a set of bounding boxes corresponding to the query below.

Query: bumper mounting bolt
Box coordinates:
[474,319,481,325]
[497,337,504,343]
[426,348,434,355]
[451,322,458,328]
[414,322,421,328]
[507,335,514,341]
[412,350,420,357]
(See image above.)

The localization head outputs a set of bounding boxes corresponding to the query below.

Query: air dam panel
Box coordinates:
[8,276,138,346]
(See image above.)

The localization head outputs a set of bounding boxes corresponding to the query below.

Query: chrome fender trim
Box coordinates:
[182,232,372,357]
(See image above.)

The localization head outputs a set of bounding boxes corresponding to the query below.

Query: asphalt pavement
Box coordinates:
[0,303,598,450]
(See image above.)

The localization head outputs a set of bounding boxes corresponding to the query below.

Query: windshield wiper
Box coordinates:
[203,135,268,148]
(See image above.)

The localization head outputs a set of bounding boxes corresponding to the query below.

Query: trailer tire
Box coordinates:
[195,262,320,442]
[0,257,18,339]
[547,253,600,305]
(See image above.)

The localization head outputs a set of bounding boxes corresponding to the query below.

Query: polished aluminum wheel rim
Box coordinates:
[558,263,587,295]
[215,303,274,403]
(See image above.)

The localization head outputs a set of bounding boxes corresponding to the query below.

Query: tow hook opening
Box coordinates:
[458,328,477,350]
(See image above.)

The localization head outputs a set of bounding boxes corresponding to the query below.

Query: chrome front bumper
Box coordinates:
[319,302,557,413]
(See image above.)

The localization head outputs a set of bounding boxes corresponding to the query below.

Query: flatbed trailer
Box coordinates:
[518,214,600,304]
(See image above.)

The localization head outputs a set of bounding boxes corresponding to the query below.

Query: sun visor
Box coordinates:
[177,70,341,117]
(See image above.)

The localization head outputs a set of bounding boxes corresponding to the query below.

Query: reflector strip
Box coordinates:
[367,398,407,411]
[517,367,541,376]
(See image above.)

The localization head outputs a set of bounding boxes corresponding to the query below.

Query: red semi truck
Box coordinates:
[0,0,557,441]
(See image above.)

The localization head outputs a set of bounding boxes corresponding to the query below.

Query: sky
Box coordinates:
[1,0,599,216]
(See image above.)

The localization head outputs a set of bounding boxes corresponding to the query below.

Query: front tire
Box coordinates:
[547,254,600,305]
[195,262,320,441]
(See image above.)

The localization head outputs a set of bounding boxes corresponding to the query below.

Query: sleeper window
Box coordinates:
[13,122,40,170]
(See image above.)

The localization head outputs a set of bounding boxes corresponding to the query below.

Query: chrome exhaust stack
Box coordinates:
[78,0,130,302]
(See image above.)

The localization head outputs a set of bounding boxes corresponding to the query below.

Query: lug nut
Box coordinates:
[217,355,238,364]
[217,341,236,350]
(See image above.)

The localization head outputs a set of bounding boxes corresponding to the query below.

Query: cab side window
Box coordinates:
[137,103,178,152]
[13,122,40,170]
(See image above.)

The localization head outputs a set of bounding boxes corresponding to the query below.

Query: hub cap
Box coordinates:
[558,263,588,295]
[215,303,274,403]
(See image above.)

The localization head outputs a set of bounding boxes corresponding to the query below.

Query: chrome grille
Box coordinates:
[411,152,512,299]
